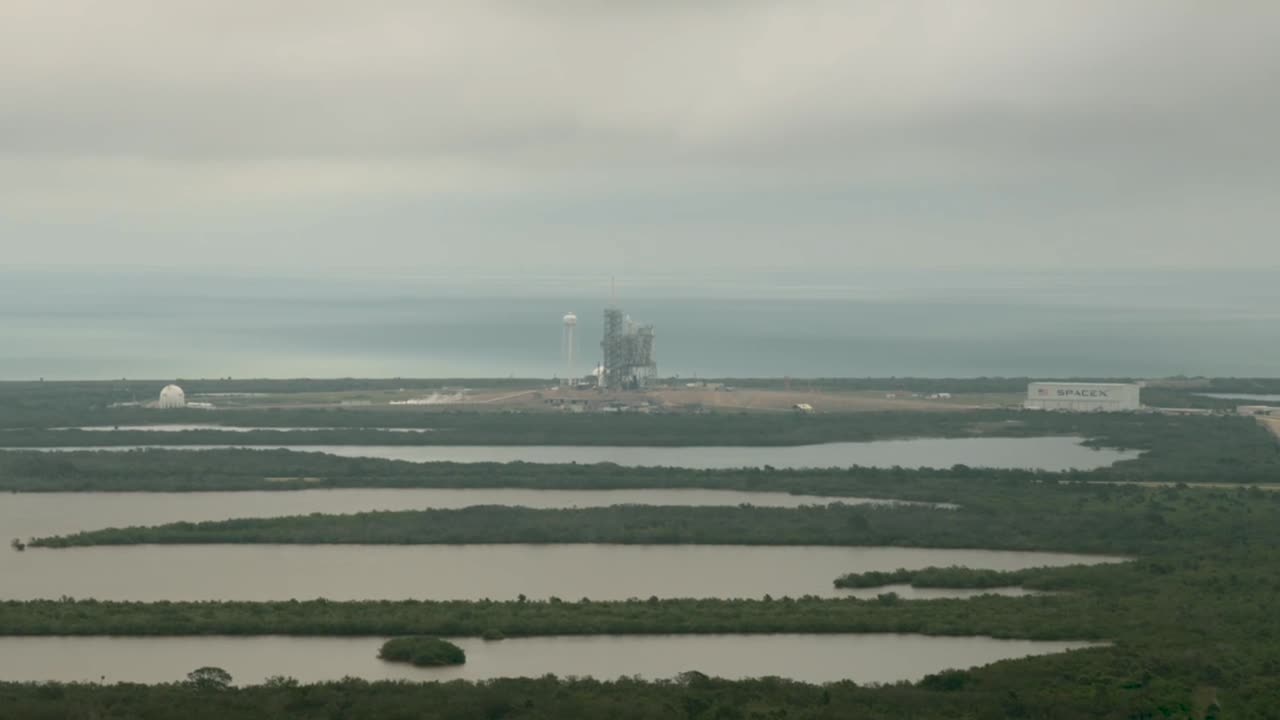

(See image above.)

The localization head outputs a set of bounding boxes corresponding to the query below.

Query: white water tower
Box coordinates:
[562,312,578,383]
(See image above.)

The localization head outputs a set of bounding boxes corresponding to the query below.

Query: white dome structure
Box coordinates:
[158,384,186,409]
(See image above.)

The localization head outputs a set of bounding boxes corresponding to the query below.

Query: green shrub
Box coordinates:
[378,637,466,667]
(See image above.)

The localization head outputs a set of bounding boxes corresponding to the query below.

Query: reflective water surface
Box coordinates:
[20,436,1139,470]
[0,544,1122,602]
[0,634,1103,685]
[52,425,436,433]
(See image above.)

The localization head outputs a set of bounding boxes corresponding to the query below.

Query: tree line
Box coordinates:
[0,669,1231,720]
[30,484,1280,557]
[2,407,1277,489]
[5,463,1278,714]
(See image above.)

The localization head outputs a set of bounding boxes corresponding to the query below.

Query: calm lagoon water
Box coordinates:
[56,425,437,433]
[0,544,1123,602]
[0,488,943,541]
[0,634,1103,685]
[21,436,1139,470]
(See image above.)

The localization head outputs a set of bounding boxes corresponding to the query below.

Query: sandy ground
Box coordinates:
[215,385,1023,414]
[1262,417,1280,440]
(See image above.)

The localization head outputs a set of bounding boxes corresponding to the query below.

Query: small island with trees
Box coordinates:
[378,637,466,667]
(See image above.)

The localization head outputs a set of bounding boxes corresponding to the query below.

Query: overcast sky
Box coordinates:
[2,1,1278,273]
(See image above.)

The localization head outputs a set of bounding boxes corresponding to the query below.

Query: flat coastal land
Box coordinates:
[3,377,1280,718]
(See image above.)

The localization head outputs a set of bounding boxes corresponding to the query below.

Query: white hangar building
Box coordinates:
[1024,382,1141,412]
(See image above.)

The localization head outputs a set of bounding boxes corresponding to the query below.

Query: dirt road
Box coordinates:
[1262,417,1280,440]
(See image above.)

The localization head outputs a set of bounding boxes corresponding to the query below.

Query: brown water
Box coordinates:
[18,436,1140,470]
[0,544,1122,602]
[0,489,947,541]
[0,634,1103,685]
[54,425,437,433]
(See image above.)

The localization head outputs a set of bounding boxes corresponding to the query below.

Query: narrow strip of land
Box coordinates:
[0,594,1111,639]
[1083,480,1280,491]
[24,501,1161,554]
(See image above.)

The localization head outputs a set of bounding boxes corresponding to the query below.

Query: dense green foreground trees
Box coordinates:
[0,667,1234,720]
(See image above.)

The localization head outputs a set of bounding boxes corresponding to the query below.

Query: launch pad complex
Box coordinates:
[599,307,656,390]
[560,303,657,391]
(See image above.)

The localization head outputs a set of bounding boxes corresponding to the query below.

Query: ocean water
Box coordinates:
[1,269,1277,380]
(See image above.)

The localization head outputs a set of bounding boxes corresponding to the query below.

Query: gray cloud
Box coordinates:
[2,0,1278,270]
